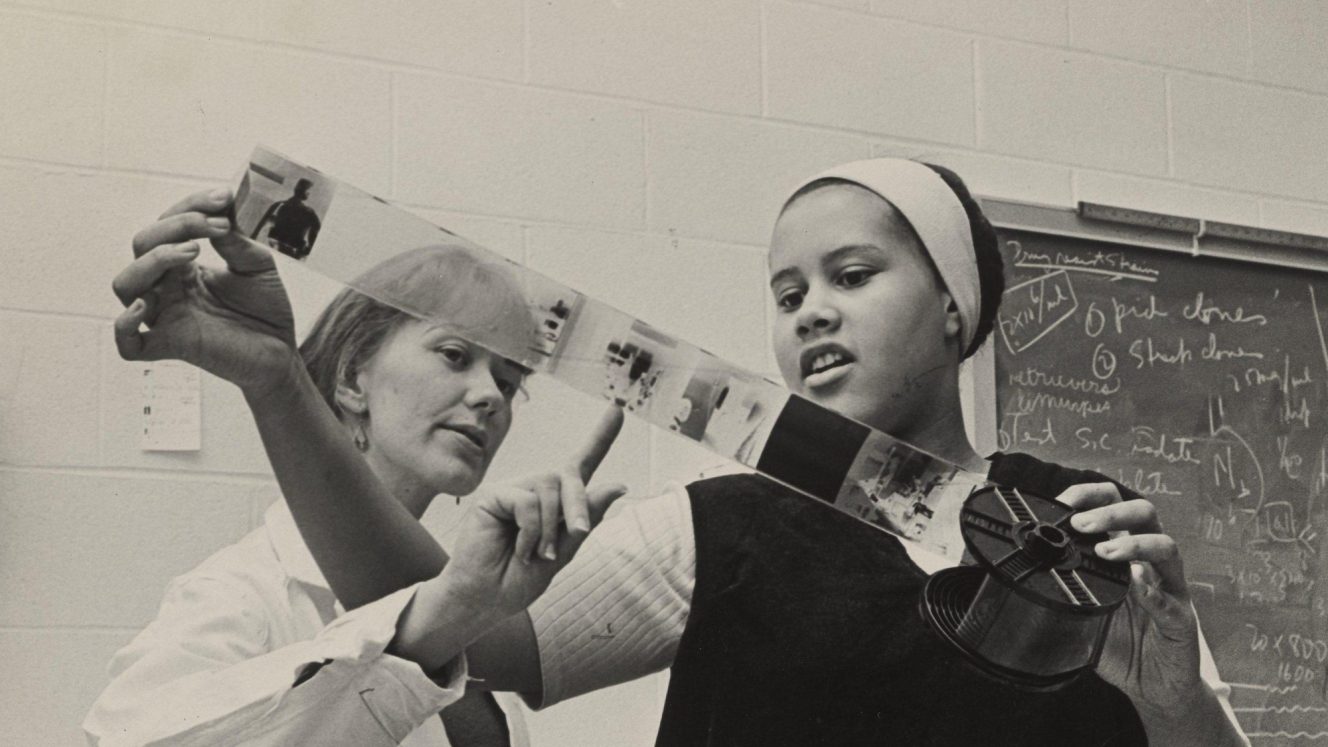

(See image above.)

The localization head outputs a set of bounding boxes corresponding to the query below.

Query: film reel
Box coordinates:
[920,485,1132,691]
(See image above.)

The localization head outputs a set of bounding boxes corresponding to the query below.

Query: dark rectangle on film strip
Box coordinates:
[757,395,869,502]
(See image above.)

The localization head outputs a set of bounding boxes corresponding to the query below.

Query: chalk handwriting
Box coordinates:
[1110,294,1168,334]
[1240,356,1314,428]
[1201,333,1265,362]
[997,270,1078,354]
[1128,336,1192,368]
[1007,388,1111,419]
[1277,437,1304,480]
[1208,396,1266,516]
[1115,467,1182,497]
[1010,241,1160,283]
[1130,425,1201,465]
[1091,343,1118,380]
[1246,623,1328,664]
[997,412,1058,450]
[1006,366,1121,396]
[1075,427,1112,452]
[1181,291,1268,327]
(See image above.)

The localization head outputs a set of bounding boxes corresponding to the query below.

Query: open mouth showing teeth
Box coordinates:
[802,347,855,379]
[809,352,848,375]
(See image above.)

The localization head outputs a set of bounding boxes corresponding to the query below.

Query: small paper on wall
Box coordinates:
[141,361,201,451]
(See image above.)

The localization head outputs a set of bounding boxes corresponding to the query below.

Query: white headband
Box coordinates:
[788,158,981,353]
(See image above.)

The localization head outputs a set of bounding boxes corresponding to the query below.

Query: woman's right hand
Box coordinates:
[389,407,628,674]
[112,188,298,397]
[442,406,628,618]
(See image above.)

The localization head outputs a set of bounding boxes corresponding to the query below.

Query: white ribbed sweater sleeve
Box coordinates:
[527,484,696,708]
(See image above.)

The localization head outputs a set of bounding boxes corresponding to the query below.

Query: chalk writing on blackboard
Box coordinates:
[993,228,1328,742]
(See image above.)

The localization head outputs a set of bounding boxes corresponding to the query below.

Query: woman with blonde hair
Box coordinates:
[86,190,624,746]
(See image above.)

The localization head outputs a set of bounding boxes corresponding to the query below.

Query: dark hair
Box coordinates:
[298,245,535,418]
[920,162,1004,360]
[781,162,1004,361]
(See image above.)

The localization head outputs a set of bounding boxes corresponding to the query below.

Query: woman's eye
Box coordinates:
[775,289,804,310]
[837,267,875,288]
[437,346,469,366]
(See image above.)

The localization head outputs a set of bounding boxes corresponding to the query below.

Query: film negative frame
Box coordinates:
[234,145,989,562]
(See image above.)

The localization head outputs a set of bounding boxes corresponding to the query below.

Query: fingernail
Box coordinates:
[209,187,231,202]
[131,299,145,312]
[1071,514,1094,532]
[206,217,231,231]
[1096,542,1116,558]
[541,542,557,561]
[571,518,590,534]
[179,242,200,255]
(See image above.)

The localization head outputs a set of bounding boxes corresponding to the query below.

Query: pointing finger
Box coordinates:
[533,475,560,562]
[559,468,591,536]
[572,405,624,483]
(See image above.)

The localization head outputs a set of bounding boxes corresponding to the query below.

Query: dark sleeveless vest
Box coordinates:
[655,452,1148,746]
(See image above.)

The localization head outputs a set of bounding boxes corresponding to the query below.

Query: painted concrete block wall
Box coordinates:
[1,1,1325,744]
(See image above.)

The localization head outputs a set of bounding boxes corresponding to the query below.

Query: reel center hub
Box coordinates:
[1022,522,1072,565]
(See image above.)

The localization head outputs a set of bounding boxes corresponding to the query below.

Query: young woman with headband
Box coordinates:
[500,158,1248,745]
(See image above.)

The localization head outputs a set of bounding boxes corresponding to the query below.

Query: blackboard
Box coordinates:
[988,207,1328,743]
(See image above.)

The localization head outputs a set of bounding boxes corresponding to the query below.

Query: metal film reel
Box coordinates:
[920,485,1132,691]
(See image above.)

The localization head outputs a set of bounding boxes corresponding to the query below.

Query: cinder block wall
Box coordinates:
[2,2,1325,744]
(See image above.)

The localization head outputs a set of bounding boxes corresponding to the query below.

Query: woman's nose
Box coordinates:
[795,290,841,338]
[463,368,504,415]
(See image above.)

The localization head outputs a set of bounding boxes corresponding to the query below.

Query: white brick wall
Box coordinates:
[979,40,1170,173]
[395,74,647,225]
[105,26,395,192]
[765,1,975,145]
[1067,0,1250,78]
[3,2,1326,744]
[527,0,763,114]
[1172,75,1328,201]
[0,12,105,166]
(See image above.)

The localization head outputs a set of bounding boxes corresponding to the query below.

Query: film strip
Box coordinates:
[232,146,1129,687]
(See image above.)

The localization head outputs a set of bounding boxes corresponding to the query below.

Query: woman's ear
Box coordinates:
[334,371,370,416]
[942,291,962,340]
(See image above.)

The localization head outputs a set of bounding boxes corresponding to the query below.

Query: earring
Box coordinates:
[353,421,369,452]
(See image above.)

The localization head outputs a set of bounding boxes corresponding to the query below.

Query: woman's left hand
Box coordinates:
[1060,484,1204,712]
